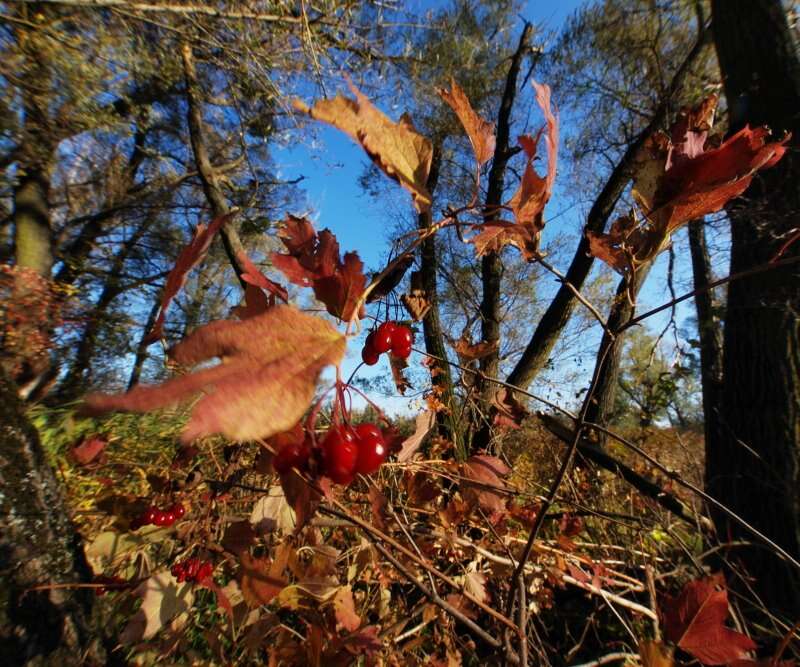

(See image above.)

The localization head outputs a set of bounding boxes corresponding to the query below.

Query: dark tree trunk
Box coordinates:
[710,0,800,619]
[469,23,532,450]
[417,144,460,451]
[506,25,711,392]
[584,264,653,435]
[0,369,105,665]
[128,298,161,390]
[687,220,724,471]
[181,42,248,291]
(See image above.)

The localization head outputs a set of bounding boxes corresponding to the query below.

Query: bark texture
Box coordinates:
[0,370,104,665]
[710,0,800,618]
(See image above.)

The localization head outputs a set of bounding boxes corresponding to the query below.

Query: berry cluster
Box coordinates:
[321,422,387,485]
[131,502,186,530]
[171,558,213,584]
[361,321,413,365]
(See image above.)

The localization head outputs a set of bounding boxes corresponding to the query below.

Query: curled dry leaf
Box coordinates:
[70,435,108,466]
[492,388,529,429]
[389,351,411,395]
[439,78,496,166]
[469,80,558,260]
[271,216,366,320]
[236,250,287,303]
[119,571,194,643]
[588,96,788,275]
[82,305,346,443]
[462,454,511,516]
[332,586,361,632]
[661,574,756,665]
[295,78,433,212]
[453,335,499,362]
[250,485,295,535]
[366,253,414,303]
[144,212,236,344]
[240,552,287,607]
[396,410,436,462]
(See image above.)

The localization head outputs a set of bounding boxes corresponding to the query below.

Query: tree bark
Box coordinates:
[584,263,653,436]
[128,298,161,390]
[506,25,711,392]
[417,143,460,451]
[181,42,248,291]
[710,0,800,619]
[687,220,724,477]
[0,369,105,665]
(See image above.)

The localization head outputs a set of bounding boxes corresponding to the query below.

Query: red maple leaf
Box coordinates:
[661,575,756,665]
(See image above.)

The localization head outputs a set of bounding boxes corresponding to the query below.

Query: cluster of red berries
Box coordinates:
[131,502,186,530]
[361,321,413,365]
[171,558,213,584]
[321,422,387,485]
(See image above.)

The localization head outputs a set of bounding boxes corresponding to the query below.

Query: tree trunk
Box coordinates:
[128,298,161,390]
[181,42,248,291]
[0,369,105,665]
[584,264,653,436]
[417,143,460,451]
[687,220,724,478]
[710,0,800,619]
[505,25,711,392]
[469,23,532,450]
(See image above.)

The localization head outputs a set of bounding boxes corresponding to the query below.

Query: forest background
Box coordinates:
[1,0,799,665]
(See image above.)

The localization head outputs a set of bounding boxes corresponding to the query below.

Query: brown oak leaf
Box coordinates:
[295,78,433,212]
[82,305,346,443]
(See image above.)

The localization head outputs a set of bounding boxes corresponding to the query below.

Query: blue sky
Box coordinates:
[270,0,704,416]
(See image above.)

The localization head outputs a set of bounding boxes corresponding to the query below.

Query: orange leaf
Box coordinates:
[332,586,361,632]
[82,305,346,443]
[240,552,286,607]
[295,79,433,212]
[439,79,496,166]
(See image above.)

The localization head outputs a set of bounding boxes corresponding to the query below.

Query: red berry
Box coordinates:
[362,347,380,365]
[354,423,387,475]
[373,322,396,354]
[153,510,169,526]
[391,326,413,353]
[197,562,213,581]
[144,506,158,524]
[322,426,358,485]
[273,441,310,475]
[172,503,186,519]
[392,343,412,359]
[164,512,176,526]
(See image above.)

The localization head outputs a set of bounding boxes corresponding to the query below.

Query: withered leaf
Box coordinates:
[589,97,788,275]
[144,212,236,344]
[397,410,435,463]
[332,586,361,632]
[661,574,756,665]
[70,435,107,466]
[222,520,257,556]
[366,253,414,303]
[313,251,367,321]
[119,571,194,643]
[83,305,346,443]
[240,552,286,607]
[389,352,411,395]
[439,79,496,166]
[462,455,510,515]
[492,388,529,429]
[237,250,287,303]
[295,79,433,212]
[453,335,499,362]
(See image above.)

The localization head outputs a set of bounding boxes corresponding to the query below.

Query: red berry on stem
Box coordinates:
[373,322,396,354]
[273,441,310,475]
[354,423,387,475]
[361,347,379,366]
[145,506,158,524]
[393,343,412,359]
[164,511,176,526]
[153,510,169,527]
[322,426,358,485]
[173,503,186,519]
[391,326,413,354]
